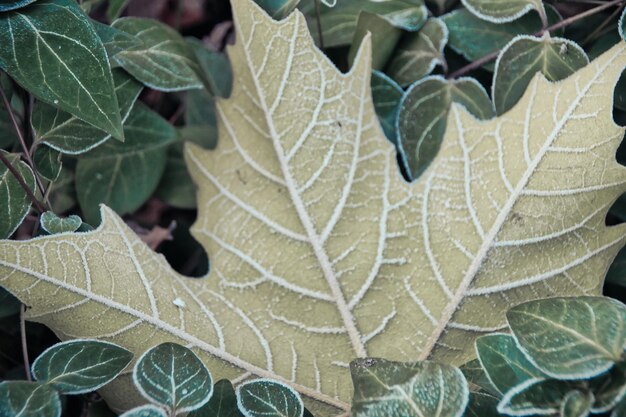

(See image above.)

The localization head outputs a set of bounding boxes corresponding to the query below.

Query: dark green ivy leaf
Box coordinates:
[119,405,167,417]
[561,390,593,417]
[254,0,300,19]
[0,151,36,238]
[371,70,402,145]
[0,0,124,140]
[465,392,500,417]
[0,381,60,417]
[32,339,133,394]
[39,211,82,235]
[32,145,61,182]
[0,287,20,319]
[498,378,577,416]
[92,20,142,59]
[189,380,243,417]
[460,0,546,24]
[348,12,402,71]
[460,359,499,397]
[589,362,626,413]
[186,38,233,97]
[237,379,304,417]
[0,0,37,12]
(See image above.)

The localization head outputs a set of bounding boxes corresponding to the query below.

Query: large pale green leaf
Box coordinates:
[508,297,626,379]
[299,0,428,48]
[396,75,493,180]
[32,340,133,394]
[33,68,143,155]
[461,0,546,24]
[76,103,176,224]
[386,18,448,86]
[442,7,560,72]
[237,379,303,417]
[0,381,60,417]
[2,1,626,414]
[350,358,469,417]
[0,151,36,238]
[112,18,204,92]
[0,0,123,140]
[493,35,589,115]
[475,333,544,396]
[134,343,213,413]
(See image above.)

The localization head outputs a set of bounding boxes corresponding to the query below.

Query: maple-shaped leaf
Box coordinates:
[1,0,626,415]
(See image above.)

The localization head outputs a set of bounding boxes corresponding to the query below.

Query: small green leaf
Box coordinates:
[300,0,428,48]
[386,18,448,86]
[190,380,243,417]
[475,333,545,396]
[254,0,300,19]
[350,358,469,417]
[460,359,499,397]
[371,70,402,145]
[33,145,61,182]
[589,362,626,413]
[396,75,493,180]
[76,103,176,224]
[120,405,167,417]
[461,0,545,24]
[33,69,143,155]
[0,151,36,238]
[236,379,303,417]
[493,35,588,115]
[0,382,60,417]
[40,212,82,235]
[497,378,574,416]
[0,0,37,12]
[348,13,402,71]
[0,287,20,318]
[134,343,213,413]
[465,392,500,417]
[508,297,626,380]
[92,20,142,59]
[561,390,593,417]
[186,38,233,98]
[442,7,561,72]
[32,339,133,394]
[0,0,123,141]
[112,18,204,92]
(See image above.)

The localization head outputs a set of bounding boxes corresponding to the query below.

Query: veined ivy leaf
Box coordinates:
[497,378,575,416]
[2,1,626,413]
[237,379,303,417]
[190,380,243,417]
[33,69,143,155]
[561,390,593,417]
[0,151,36,238]
[396,75,493,180]
[255,0,301,19]
[33,145,61,182]
[40,212,82,235]
[475,333,544,396]
[508,297,626,380]
[386,18,448,86]
[461,0,546,24]
[32,339,133,394]
[76,103,176,224]
[348,12,401,71]
[442,6,561,72]
[493,35,589,115]
[92,20,142,59]
[187,38,233,98]
[371,70,402,145]
[299,0,428,48]
[112,18,204,92]
[0,0,37,12]
[134,343,213,413]
[119,405,167,417]
[0,381,60,417]
[0,0,124,141]
[460,359,499,397]
[350,358,469,417]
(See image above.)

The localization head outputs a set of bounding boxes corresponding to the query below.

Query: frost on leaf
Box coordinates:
[1,0,626,414]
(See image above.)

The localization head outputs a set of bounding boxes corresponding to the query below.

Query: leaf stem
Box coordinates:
[0,151,46,213]
[448,0,626,79]
[20,304,31,382]
[0,78,48,199]
[314,0,325,50]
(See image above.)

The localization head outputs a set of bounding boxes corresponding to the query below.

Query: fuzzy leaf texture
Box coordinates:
[1,1,626,414]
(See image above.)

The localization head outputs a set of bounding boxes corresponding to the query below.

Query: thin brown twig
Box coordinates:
[0,151,46,213]
[20,304,31,382]
[448,0,626,79]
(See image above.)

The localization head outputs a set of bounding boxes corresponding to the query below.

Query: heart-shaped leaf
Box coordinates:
[32,339,133,394]
[134,343,213,413]
[461,0,546,24]
[237,379,303,417]
[40,212,82,235]
[32,145,61,182]
[0,0,123,140]
[350,358,469,417]
[508,297,626,380]
[371,70,402,145]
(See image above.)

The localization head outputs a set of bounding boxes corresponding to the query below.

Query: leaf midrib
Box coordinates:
[419,44,626,359]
